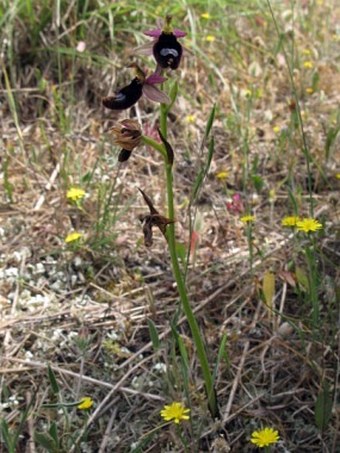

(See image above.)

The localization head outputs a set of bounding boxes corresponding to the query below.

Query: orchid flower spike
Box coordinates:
[102,64,170,110]
[143,15,186,70]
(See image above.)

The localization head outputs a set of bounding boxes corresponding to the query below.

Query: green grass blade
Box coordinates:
[147,318,160,350]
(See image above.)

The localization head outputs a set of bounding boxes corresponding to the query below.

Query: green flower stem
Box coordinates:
[159,105,219,419]
[142,135,167,160]
[165,163,218,418]
[246,224,254,273]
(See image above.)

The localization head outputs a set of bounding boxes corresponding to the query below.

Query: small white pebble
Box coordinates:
[73,256,83,268]
[25,350,34,360]
[34,263,45,275]
[153,363,167,373]
[71,275,78,287]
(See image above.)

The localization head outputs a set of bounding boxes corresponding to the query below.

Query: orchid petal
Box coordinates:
[144,28,162,38]
[146,73,167,85]
[142,85,170,104]
[173,29,187,38]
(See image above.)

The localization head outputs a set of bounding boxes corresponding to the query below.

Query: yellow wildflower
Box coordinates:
[335,173,340,179]
[269,189,276,202]
[65,232,83,243]
[77,397,93,410]
[185,114,196,124]
[240,215,255,224]
[201,13,211,19]
[296,218,323,233]
[67,187,86,202]
[160,402,190,424]
[216,170,229,181]
[281,216,300,227]
[305,87,314,94]
[206,35,216,42]
[250,427,280,448]
[273,125,280,134]
[302,49,311,56]
[303,61,313,69]
[241,88,252,98]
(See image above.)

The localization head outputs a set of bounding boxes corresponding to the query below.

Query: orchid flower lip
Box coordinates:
[102,78,143,110]
[153,33,183,69]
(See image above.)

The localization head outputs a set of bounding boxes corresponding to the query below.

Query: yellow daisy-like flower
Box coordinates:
[303,61,313,69]
[160,402,190,424]
[272,125,281,134]
[296,218,323,233]
[335,173,340,179]
[66,187,86,201]
[216,170,229,181]
[185,114,196,124]
[206,35,216,42]
[65,232,83,243]
[281,216,300,227]
[305,87,314,94]
[240,215,255,224]
[302,48,311,56]
[250,427,280,448]
[77,397,93,410]
[201,12,211,19]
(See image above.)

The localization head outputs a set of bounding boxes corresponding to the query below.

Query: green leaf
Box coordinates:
[315,381,333,431]
[34,432,58,452]
[81,171,93,183]
[213,333,229,382]
[311,71,320,91]
[147,319,160,350]
[0,419,15,453]
[191,168,205,201]
[168,80,178,108]
[204,103,216,139]
[177,335,190,372]
[252,174,264,193]
[170,323,190,384]
[47,365,60,394]
[49,422,59,446]
[295,266,310,293]
[206,136,214,170]
[175,242,187,267]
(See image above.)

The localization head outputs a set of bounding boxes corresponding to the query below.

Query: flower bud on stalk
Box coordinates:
[110,119,142,162]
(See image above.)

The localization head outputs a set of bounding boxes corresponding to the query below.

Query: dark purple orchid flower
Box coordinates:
[102,65,169,110]
[142,16,186,70]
